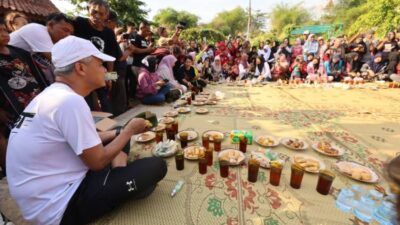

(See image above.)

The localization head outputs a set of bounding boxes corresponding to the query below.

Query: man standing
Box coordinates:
[6,36,167,225]
[73,0,122,113]
[130,21,156,95]
[9,13,74,84]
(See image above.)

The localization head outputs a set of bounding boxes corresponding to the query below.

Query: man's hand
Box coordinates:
[156,80,166,87]
[124,118,147,135]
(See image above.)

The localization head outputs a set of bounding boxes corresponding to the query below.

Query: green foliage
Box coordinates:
[153,8,199,31]
[67,0,148,24]
[347,0,400,37]
[269,3,313,38]
[250,32,275,47]
[208,7,248,36]
[180,28,225,44]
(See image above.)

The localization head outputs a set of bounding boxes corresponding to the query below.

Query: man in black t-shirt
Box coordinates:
[130,21,155,84]
[0,20,45,175]
[73,0,122,113]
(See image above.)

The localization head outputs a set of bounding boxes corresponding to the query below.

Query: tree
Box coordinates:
[269,3,313,39]
[208,7,248,36]
[180,28,225,44]
[347,0,400,37]
[67,0,148,24]
[153,8,199,31]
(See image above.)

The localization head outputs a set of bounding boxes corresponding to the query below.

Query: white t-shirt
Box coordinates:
[9,23,53,53]
[6,83,102,225]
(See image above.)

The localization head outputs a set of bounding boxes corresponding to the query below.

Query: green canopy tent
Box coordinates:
[289,24,344,38]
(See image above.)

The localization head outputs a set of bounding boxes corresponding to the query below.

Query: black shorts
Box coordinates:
[60,154,167,225]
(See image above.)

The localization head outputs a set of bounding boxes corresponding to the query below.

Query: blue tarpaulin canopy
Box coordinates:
[289,24,344,37]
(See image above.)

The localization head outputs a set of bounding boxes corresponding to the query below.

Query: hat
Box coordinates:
[303,30,310,35]
[317,36,324,41]
[52,36,115,68]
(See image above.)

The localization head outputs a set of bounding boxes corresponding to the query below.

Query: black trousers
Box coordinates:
[60,152,167,225]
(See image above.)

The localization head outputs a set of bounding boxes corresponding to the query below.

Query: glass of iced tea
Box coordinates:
[179,131,188,149]
[198,155,207,174]
[270,161,283,186]
[187,95,192,105]
[175,150,184,171]
[290,163,304,189]
[219,159,229,178]
[155,130,164,143]
[166,124,175,140]
[316,170,336,195]
[239,135,247,153]
[205,147,213,166]
[202,134,209,149]
[172,121,179,134]
[248,158,260,183]
[213,136,222,152]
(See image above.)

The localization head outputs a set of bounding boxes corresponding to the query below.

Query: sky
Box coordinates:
[51,0,327,23]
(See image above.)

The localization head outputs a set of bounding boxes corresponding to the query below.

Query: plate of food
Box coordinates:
[255,135,280,147]
[195,108,209,114]
[152,140,178,157]
[159,117,174,124]
[152,123,166,132]
[312,140,345,157]
[196,97,208,102]
[206,100,217,105]
[291,155,325,173]
[178,107,191,114]
[250,149,284,168]
[218,149,246,166]
[281,137,309,150]
[334,161,379,183]
[193,101,206,106]
[203,130,225,142]
[184,146,206,160]
[163,111,179,117]
[135,131,156,143]
[176,130,198,141]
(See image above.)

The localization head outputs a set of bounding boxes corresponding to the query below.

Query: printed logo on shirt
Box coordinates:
[141,40,148,48]
[13,112,35,129]
[91,36,105,52]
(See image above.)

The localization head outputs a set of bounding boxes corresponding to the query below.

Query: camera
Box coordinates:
[122,33,130,40]
[176,21,187,30]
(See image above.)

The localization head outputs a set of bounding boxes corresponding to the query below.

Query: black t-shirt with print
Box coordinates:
[73,17,122,60]
[0,46,43,136]
[130,33,149,67]
[177,65,196,85]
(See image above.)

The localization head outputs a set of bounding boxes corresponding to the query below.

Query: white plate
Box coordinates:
[152,123,166,132]
[195,108,209,114]
[159,117,174,124]
[177,107,191,114]
[206,100,217,105]
[334,161,379,183]
[291,154,326,173]
[183,145,206,160]
[203,130,225,142]
[193,101,206,106]
[176,130,198,141]
[196,97,208,102]
[255,135,280,147]
[152,140,178,157]
[218,149,246,166]
[135,131,156,143]
[163,111,178,117]
[312,141,345,157]
[250,150,283,168]
[281,137,309,150]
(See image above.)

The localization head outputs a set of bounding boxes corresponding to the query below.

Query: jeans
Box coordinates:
[142,84,171,105]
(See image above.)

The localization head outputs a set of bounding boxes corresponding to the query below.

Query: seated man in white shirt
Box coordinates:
[9,13,74,84]
[6,36,167,225]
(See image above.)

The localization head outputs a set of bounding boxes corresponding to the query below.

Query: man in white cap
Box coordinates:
[6,36,167,225]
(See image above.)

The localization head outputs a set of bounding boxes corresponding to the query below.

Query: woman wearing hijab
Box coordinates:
[324,54,344,81]
[238,53,250,80]
[303,34,319,61]
[157,54,187,93]
[212,56,223,81]
[136,56,171,105]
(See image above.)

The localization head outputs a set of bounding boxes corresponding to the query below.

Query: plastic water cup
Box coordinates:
[335,188,355,213]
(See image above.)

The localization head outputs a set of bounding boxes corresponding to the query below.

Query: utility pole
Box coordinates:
[247,0,251,40]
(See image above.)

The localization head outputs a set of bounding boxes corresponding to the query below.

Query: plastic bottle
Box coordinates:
[171,180,185,197]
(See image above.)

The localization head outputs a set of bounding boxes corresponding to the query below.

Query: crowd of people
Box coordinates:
[0,0,400,224]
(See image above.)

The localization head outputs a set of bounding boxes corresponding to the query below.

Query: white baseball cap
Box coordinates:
[52,36,115,68]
